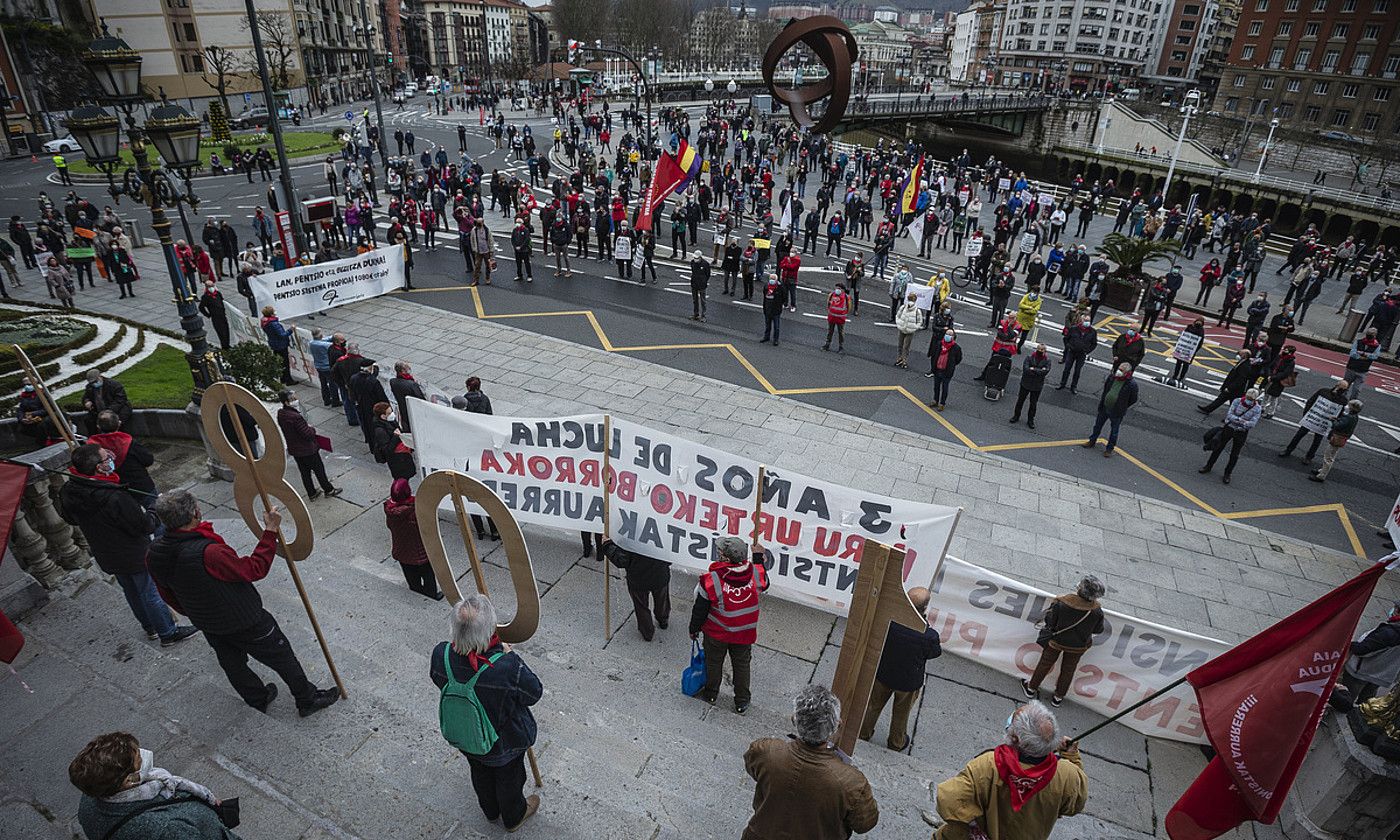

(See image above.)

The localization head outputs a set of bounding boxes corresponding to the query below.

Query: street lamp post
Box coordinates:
[704,77,714,103]
[72,23,217,406]
[1253,117,1279,184]
[1162,88,1200,205]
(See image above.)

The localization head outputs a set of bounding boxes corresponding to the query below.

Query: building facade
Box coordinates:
[995,0,1170,93]
[1141,0,1219,93]
[420,0,534,82]
[1220,0,1400,137]
[948,0,1002,85]
[1198,0,1239,96]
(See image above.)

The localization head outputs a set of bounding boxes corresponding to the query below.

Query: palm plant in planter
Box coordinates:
[1095,233,1182,312]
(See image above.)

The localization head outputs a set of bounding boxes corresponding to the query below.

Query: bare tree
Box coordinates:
[551,0,612,50]
[613,0,684,55]
[202,46,245,123]
[240,11,298,91]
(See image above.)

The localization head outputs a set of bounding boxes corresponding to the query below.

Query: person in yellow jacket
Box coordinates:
[53,153,72,185]
[922,271,951,327]
[1014,287,1043,351]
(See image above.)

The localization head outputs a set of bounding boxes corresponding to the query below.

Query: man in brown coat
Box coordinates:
[742,684,879,840]
[930,700,1088,840]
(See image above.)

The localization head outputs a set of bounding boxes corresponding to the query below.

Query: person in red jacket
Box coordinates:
[778,252,801,313]
[689,536,771,714]
[384,478,441,600]
[823,282,851,353]
[275,390,341,500]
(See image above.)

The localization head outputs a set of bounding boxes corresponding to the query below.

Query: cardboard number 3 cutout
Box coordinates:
[415,470,541,644]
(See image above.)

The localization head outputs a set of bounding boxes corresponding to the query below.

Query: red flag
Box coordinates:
[1165,558,1392,840]
[0,461,32,663]
[635,142,695,233]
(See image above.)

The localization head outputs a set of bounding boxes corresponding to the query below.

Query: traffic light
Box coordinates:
[567,39,580,64]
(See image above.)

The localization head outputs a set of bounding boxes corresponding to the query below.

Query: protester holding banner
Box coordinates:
[1308,399,1362,483]
[1166,319,1205,389]
[689,536,770,714]
[931,700,1086,839]
[600,539,671,642]
[1279,379,1350,464]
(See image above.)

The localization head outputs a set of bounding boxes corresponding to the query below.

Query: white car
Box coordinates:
[43,136,81,154]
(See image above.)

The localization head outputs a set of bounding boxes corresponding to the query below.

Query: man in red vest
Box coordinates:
[823,282,851,353]
[689,536,770,714]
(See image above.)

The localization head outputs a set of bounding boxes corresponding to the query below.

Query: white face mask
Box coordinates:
[289,400,301,411]
[385,411,396,423]
[134,748,153,780]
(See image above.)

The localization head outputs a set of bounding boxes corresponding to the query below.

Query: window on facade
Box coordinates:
[1386,55,1400,77]
[182,22,195,40]
[1331,109,1351,125]
[1278,103,1296,116]
[1254,0,1268,8]
[1234,74,1247,86]
[1176,34,1192,44]
[1057,23,1070,34]
[1294,48,1312,68]
[1247,21,1262,35]
[1304,104,1321,120]
[191,53,203,71]
[1242,45,1256,59]
[1342,82,1359,96]
[1172,50,1188,60]
[1304,22,1320,36]
[1331,23,1348,37]
[1363,24,1381,39]
[1351,52,1370,74]
[1311,0,1326,9]
[1321,49,1340,70]
[1340,0,1356,7]
[1362,111,1381,130]
[1375,0,1390,10]
[1261,75,1276,88]
[1224,96,1238,110]
[1184,2,1200,11]
[1180,19,1196,29]
[1268,47,1285,66]
[1376,88,1392,101]
[1314,80,1330,94]
[1278,21,1293,35]
[1286,78,1301,91]
[1283,0,1299,8]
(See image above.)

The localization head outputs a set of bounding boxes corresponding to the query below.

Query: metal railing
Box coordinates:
[822,92,1054,122]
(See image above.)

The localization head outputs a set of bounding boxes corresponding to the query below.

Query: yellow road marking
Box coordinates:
[458,288,1367,555]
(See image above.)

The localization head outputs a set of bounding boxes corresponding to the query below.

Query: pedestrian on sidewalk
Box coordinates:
[744,684,880,839]
[45,255,75,309]
[926,328,962,411]
[1309,399,1362,483]
[307,329,338,408]
[1280,379,1351,464]
[275,390,341,500]
[469,218,494,285]
[760,274,787,346]
[600,538,671,641]
[1199,388,1262,484]
[1082,363,1138,457]
[350,358,387,446]
[58,444,197,647]
[385,478,442,600]
[147,491,340,716]
[69,732,239,840]
[1195,258,1222,306]
[1166,318,1205,388]
[389,361,426,433]
[259,306,296,386]
[689,536,770,714]
[1337,270,1369,316]
[1022,575,1105,706]
[1260,346,1297,417]
[861,587,941,751]
[1218,274,1247,328]
[929,701,1087,839]
[823,282,850,352]
[1344,327,1382,399]
[432,594,542,832]
[329,338,362,426]
[1109,328,1144,372]
[198,278,232,350]
[1197,349,1254,414]
[1009,344,1051,429]
[689,254,710,321]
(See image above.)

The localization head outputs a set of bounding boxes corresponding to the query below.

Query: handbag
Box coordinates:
[1034,606,1094,647]
[681,640,706,696]
[1202,425,1224,451]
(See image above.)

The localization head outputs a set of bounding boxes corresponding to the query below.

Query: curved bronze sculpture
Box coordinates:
[761,16,859,135]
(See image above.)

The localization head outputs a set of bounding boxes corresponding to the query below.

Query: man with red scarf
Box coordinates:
[930,700,1087,839]
[146,489,339,717]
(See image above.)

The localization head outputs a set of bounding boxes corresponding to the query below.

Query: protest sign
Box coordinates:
[247,245,405,319]
[964,237,984,258]
[910,283,940,312]
[1171,330,1202,362]
[928,557,1228,743]
[1300,398,1343,437]
[997,177,1011,192]
[614,235,633,262]
[407,404,961,614]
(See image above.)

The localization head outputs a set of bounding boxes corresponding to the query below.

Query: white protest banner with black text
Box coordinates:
[407,403,961,614]
[248,245,405,319]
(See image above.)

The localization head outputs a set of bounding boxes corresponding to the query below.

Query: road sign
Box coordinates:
[244,92,251,105]
[344,110,354,122]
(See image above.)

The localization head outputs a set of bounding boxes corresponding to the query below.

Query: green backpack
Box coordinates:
[439,646,504,756]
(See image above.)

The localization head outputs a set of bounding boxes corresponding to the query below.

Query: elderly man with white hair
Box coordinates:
[742,684,880,840]
[431,594,543,832]
[689,536,771,714]
[930,701,1087,840]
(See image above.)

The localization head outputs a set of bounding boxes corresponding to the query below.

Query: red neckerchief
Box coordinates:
[68,466,120,484]
[177,521,229,546]
[467,634,502,670]
[993,744,1059,811]
[397,372,415,381]
[1122,332,1142,346]
[87,431,132,467]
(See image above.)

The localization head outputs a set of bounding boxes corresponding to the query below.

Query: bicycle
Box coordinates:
[950,265,974,288]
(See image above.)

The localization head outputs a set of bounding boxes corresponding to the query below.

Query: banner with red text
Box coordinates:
[928,556,1229,743]
[407,403,960,613]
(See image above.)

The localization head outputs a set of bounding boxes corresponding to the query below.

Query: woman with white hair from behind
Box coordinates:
[430,594,543,832]
[1022,575,1106,707]
[741,683,880,840]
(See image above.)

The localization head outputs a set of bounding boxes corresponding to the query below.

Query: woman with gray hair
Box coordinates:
[430,594,543,832]
[741,684,880,840]
[1022,576,1106,707]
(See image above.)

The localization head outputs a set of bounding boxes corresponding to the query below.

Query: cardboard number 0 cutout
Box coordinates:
[199,382,315,561]
[415,470,541,644]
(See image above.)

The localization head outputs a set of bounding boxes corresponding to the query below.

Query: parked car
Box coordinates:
[42,136,81,154]
[232,106,269,129]
[1317,130,1363,144]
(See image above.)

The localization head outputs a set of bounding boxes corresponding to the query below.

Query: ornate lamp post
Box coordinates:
[70,23,217,405]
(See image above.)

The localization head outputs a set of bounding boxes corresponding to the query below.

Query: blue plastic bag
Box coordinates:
[681,640,706,696]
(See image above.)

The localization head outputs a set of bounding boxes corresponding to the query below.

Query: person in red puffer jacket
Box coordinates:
[690,536,770,714]
[384,478,441,600]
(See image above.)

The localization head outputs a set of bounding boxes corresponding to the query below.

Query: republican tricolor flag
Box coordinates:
[1165,556,1395,840]
[636,141,702,233]
[899,155,925,216]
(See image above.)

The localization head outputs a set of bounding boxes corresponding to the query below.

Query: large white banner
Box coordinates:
[408,403,961,614]
[929,557,1228,743]
[248,245,406,319]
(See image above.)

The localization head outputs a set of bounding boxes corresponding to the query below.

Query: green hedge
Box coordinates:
[73,324,129,367]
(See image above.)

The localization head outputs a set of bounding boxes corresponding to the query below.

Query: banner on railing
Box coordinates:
[247,245,405,319]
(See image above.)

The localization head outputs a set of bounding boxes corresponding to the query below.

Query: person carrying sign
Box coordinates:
[1165,318,1205,389]
[432,595,542,832]
[600,539,672,642]
[1279,379,1350,464]
[689,536,770,715]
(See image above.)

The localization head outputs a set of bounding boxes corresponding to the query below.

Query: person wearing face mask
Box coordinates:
[389,360,426,433]
[1242,292,1271,347]
[14,380,54,447]
[371,401,416,480]
[1009,344,1052,429]
[1200,387,1263,484]
[58,444,198,646]
[1260,345,1297,418]
[760,273,789,346]
[70,732,239,839]
[1014,286,1042,351]
[1197,349,1255,415]
[1082,363,1138,457]
[893,291,922,369]
[1137,278,1169,336]
[197,278,232,350]
[1109,327,1144,372]
[1166,318,1206,388]
[276,390,342,499]
[350,359,388,447]
[1056,315,1097,394]
[925,328,963,411]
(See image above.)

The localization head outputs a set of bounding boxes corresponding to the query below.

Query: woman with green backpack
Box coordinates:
[431,594,543,832]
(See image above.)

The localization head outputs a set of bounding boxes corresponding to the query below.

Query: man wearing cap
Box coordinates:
[689,536,770,714]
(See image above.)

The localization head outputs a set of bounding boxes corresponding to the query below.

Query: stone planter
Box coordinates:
[1102,278,1143,313]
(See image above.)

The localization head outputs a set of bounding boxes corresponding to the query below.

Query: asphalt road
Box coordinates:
[7,99,1398,559]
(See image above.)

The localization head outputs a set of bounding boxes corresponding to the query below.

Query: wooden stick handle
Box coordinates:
[218,388,346,699]
[527,747,543,787]
[15,344,75,449]
[449,474,489,597]
[751,465,766,549]
[601,415,613,641]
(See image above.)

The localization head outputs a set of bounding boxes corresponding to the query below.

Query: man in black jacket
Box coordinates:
[1056,314,1097,394]
[86,410,157,504]
[389,361,426,433]
[689,254,710,322]
[350,359,388,447]
[1010,344,1052,429]
[81,369,132,435]
[147,489,339,716]
[860,586,941,750]
[58,444,197,646]
[1198,349,1254,415]
[600,538,672,641]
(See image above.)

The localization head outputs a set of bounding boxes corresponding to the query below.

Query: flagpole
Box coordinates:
[1067,675,1189,745]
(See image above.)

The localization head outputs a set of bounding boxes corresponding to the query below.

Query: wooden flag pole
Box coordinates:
[14,345,76,449]
[217,387,346,699]
[751,465,766,549]
[601,414,613,641]
[445,475,542,788]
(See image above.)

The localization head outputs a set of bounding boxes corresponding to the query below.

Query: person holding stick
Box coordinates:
[600,538,671,641]
[146,490,341,717]
[432,594,542,832]
[689,536,770,715]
